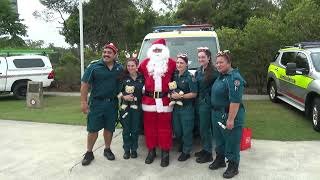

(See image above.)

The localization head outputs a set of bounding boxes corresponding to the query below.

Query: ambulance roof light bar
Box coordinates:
[153,24,214,33]
[294,42,320,49]
[0,49,54,56]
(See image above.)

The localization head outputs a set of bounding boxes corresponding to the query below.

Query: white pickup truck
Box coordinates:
[0,55,54,99]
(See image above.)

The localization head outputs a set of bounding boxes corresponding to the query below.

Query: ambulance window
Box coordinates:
[295,53,309,69]
[280,52,296,66]
[311,52,320,72]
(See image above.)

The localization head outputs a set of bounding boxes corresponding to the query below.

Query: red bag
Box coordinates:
[240,128,252,151]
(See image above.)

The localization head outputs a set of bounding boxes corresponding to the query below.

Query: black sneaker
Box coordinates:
[196,151,213,163]
[123,151,130,159]
[178,152,190,161]
[82,151,94,166]
[131,151,138,158]
[194,149,206,157]
[104,148,115,160]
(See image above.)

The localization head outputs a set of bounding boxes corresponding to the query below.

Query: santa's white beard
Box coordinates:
[146,44,170,78]
[147,54,169,78]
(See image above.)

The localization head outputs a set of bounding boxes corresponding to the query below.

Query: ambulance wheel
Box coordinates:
[311,98,320,132]
[13,82,27,100]
[268,81,279,103]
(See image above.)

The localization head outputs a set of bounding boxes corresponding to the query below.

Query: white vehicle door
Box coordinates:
[0,57,7,91]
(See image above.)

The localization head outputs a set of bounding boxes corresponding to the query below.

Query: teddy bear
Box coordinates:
[117,85,138,118]
[168,81,184,106]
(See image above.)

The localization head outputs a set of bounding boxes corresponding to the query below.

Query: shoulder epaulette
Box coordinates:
[87,60,100,68]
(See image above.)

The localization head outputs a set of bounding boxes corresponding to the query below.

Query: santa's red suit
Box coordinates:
[138,39,176,151]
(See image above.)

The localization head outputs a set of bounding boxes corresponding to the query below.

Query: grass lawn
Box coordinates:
[0,95,86,125]
[0,95,319,140]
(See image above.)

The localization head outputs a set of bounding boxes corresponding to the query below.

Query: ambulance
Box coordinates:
[137,24,220,74]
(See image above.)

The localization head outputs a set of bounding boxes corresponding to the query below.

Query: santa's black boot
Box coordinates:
[160,150,169,167]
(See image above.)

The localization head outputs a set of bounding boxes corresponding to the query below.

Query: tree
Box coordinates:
[176,0,276,29]
[0,0,27,47]
[61,0,158,51]
[216,27,243,67]
[282,0,320,44]
[33,0,77,24]
[240,17,283,93]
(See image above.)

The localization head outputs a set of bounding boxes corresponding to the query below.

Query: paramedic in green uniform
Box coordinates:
[171,54,197,161]
[194,47,219,163]
[209,50,246,179]
[118,57,144,159]
[80,43,123,166]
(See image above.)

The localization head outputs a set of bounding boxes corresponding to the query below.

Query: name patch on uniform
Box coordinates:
[234,80,240,91]
[234,80,240,86]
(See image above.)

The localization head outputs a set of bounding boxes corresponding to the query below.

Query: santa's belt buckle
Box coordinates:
[153,91,160,98]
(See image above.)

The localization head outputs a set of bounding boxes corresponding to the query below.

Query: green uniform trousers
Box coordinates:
[197,99,213,152]
[121,108,142,152]
[173,104,194,154]
[211,108,245,163]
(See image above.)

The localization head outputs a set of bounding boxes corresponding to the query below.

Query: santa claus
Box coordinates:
[138,38,176,167]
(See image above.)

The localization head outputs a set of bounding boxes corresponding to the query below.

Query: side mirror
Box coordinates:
[286,63,297,76]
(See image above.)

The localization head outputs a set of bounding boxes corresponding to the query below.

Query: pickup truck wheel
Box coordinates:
[268,81,279,103]
[312,98,320,132]
[13,82,27,100]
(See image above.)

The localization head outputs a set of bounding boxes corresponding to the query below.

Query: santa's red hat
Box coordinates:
[152,38,166,46]
[104,43,118,54]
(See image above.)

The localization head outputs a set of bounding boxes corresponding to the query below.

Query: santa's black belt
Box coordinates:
[145,91,168,98]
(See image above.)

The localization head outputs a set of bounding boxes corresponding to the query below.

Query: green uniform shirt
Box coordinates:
[121,73,145,102]
[81,59,123,100]
[195,66,219,104]
[211,68,246,107]
[172,70,198,106]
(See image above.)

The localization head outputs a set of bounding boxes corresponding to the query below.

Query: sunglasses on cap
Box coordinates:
[216,50,230,56]
[197,47,209,52]
[177,53,188,58]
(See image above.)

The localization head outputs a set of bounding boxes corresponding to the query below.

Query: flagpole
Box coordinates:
[79,0,84,78]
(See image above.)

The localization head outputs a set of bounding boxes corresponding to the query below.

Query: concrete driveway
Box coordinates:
[0,120,319,180]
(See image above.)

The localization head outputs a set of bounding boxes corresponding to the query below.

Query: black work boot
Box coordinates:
[196,151,213,163]
[123,151,130,159]
[178,152,190,161]
[194,149,206,157]
[223,161,239,179]
[82,151,94,166]
[160,150,170,167]
[209,153,226,170]
[131,151,138,158]
[104,148,115,160]
[145,149,156,164]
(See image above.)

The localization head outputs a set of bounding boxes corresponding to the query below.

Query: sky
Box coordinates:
[17,0,166,48]
[17,0,70,47]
